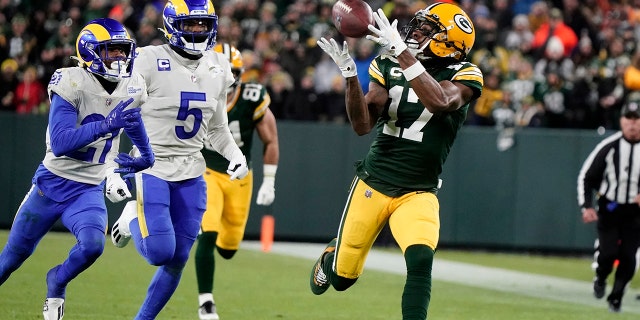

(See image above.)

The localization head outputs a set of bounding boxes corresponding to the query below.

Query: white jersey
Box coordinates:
[134,44,236,181]
[44,67,147,185]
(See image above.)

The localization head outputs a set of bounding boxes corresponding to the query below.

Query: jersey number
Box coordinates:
[67,114,118,163]
[241,84,262,102]
[176,91,204,139]
[382,86,433,142]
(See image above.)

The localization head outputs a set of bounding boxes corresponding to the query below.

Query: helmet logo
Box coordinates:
[454,14,473,34]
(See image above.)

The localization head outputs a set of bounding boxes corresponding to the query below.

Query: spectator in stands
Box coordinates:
[135,18,163,47]
[0,58,18,112]
[533,36,575,83]
[13,65,46,115]
[514,96,545,127]
[278,30,308,89]
[624,48,640,92]
[569,35,599,128]
[265,70,294,119]
[40,18,76,83]
[530,7,578,59]
[6,14,37,68]
[504,14,534,53]
[470,69,502,126]
[533,70,571,128]
[285,68,320,121]
[352,39,377,94]
[492,90,516,130]
[0,0,639,128]
[594,37,629,129]
[320,74,347,124]
[504,57,536,111]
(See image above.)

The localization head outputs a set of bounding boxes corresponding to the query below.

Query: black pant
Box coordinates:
[596,198,640,299]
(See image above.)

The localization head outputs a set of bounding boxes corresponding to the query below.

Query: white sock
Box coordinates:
[199,293,214,306]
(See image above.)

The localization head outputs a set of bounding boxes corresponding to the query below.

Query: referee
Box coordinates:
[578,92,640,313]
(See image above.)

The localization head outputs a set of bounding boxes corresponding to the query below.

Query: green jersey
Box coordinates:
[203,82,271,172]
[356,56,484,197]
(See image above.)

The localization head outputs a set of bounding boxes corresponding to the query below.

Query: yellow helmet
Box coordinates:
[401,2,475,61]
[213,42,243,87]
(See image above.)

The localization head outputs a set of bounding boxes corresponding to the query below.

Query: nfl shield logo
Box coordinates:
[365,189,373,198]
[105,98,112,106]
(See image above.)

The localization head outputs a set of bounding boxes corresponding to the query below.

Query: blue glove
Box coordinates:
[100,98,140,134]
[123,110,154,172]
[114,153,154,174]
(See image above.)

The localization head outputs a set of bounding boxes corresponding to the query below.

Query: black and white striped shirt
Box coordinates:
[578,131,640,208]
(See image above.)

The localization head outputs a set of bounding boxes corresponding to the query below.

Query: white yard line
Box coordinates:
[242,241,640,314]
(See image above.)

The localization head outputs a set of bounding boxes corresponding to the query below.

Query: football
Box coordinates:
[331,0,374,38]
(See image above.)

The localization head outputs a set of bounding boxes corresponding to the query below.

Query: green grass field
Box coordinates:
[0,230,638,319]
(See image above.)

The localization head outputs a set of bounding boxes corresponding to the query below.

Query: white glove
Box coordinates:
[316,38,357,78]
[366,8,408,57]
[256,176,275,206]
[105,172,132,203]
[256,164,277,206]
[227,152,249,180]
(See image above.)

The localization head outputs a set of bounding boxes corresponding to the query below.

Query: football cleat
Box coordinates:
[608,298,621,313]
[198,300,219,320]
[309,238,336,295]
[593,276,606,299]
[43,298,65,320]
[111,200,137,248]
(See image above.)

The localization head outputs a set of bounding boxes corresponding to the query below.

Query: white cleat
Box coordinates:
[111,200,137,248]
[43,298,64,320]
[198,301,220,320]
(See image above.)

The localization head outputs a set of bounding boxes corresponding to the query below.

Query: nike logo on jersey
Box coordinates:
[157,59,171,71]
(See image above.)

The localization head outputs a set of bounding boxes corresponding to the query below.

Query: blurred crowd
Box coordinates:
[1,0,640,130]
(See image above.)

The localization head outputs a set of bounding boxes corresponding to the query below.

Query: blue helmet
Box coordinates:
[162,0,218,54]
[75,18,135,81]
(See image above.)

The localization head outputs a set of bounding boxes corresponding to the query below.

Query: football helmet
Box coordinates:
[213,43,244,89]
[163,0,218,54]
[75,18,135,81]
[401,2,475,61]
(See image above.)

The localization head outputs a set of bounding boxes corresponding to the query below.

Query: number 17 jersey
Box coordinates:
[358,56,483,197]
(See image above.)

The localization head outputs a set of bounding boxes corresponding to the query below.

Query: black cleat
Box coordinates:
[593,277,606,299]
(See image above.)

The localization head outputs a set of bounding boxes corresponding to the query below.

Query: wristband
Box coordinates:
[402,61,426,81]
[263,164,278,178]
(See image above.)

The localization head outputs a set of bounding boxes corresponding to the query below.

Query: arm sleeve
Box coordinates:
[48,93,108,157]
[123,113,153,160]
[577,145,608,208]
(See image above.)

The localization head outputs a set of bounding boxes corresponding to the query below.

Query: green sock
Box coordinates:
[402,245,434,320]
[195,232,218,293]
